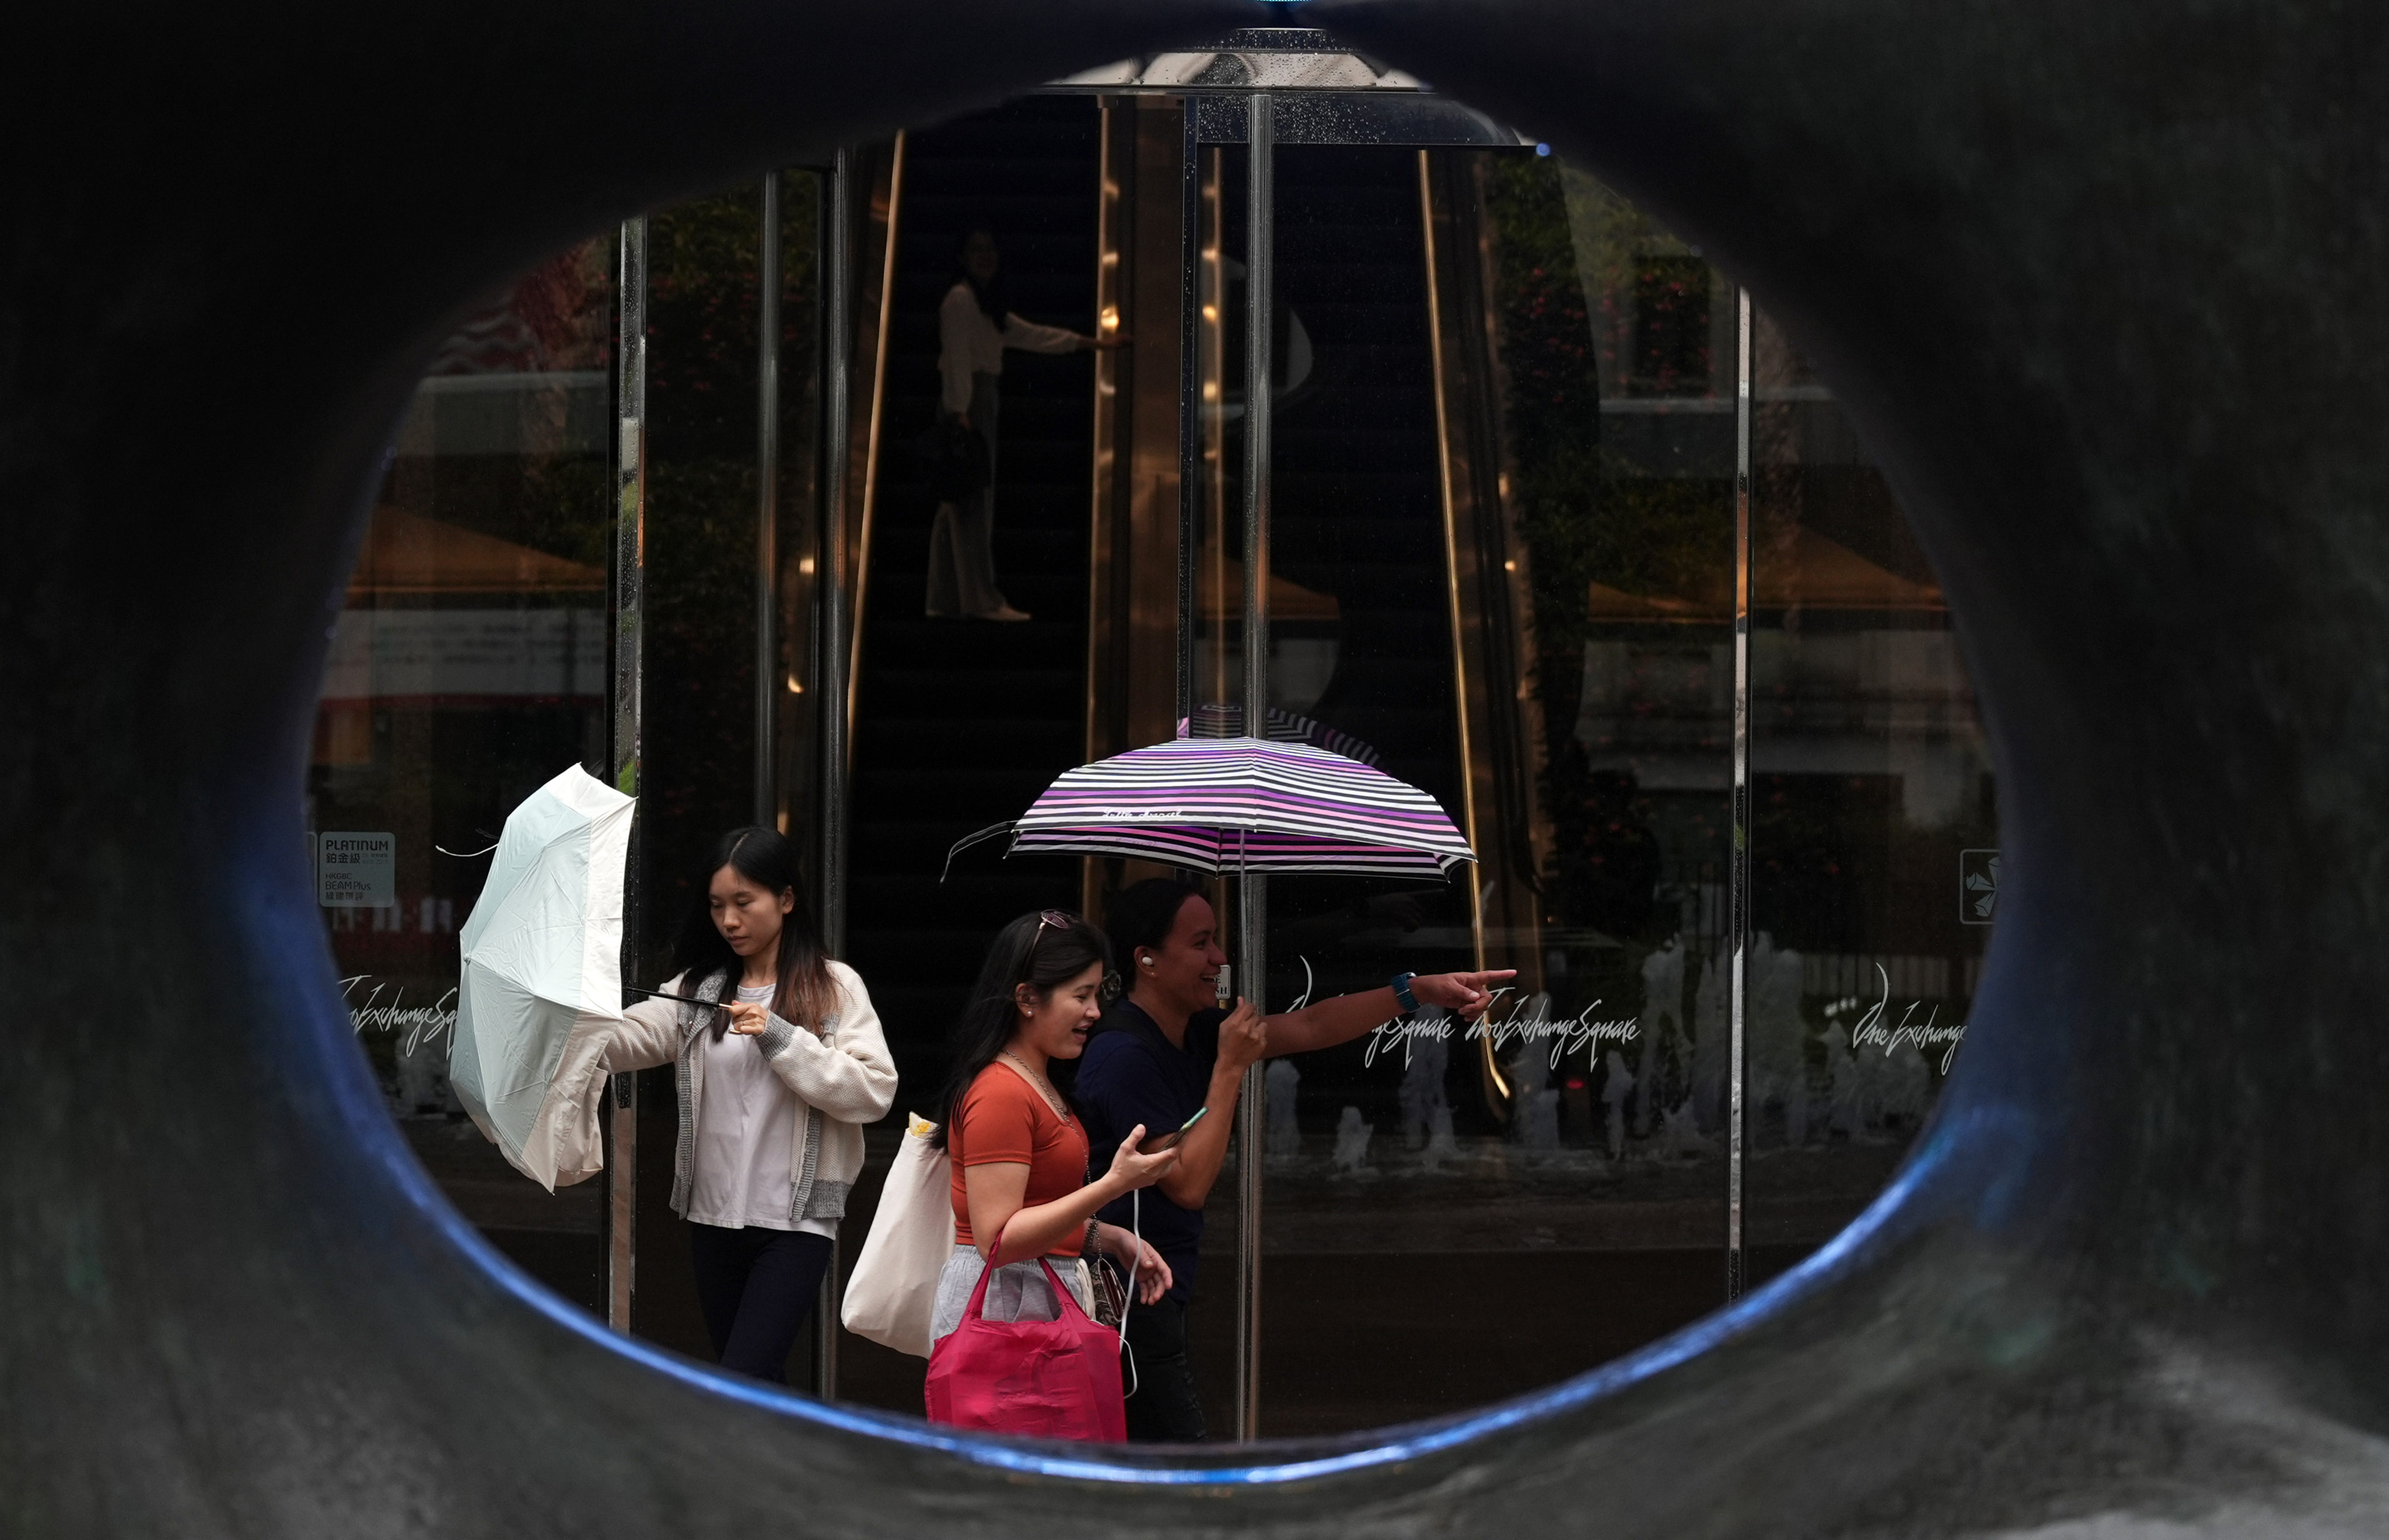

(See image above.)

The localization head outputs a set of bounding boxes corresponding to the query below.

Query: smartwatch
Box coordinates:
[1390,971,1419,1014]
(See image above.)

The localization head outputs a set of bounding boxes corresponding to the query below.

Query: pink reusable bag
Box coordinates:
[924,1258,1126,1442]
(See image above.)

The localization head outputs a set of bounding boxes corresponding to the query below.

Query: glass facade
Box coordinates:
[1742,301,1989,1270]
[627,175,827,1364]
[319,78,1989,1440]
[314,174,827,1350]
[1216,146,1989,1435]
[1243,149,1741,1436]
[313,237,617,1311]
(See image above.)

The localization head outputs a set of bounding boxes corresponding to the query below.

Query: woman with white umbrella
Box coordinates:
[604,827,896,1383]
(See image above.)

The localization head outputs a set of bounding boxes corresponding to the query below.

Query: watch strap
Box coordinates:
[1391,971,1419,1014]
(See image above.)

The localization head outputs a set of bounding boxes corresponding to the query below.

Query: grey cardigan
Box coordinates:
[602,960,897,1225]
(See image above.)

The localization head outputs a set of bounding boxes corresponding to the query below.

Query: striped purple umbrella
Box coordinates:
[955,732,1474,878]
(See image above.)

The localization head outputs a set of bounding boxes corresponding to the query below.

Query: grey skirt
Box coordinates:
[929,1244,1096,1345]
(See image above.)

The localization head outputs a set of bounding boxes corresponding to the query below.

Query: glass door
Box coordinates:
[1131,74,1999,1436]
[313,237,619,1310]
[317,170,835,1371]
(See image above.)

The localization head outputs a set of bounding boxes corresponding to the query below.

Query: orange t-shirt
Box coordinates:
[949,1063,1090,1255]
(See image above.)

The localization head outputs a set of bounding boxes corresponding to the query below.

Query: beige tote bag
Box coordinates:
[841,1113,957,1358]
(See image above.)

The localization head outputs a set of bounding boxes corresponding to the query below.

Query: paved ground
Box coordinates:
[418,1114,1915,1439]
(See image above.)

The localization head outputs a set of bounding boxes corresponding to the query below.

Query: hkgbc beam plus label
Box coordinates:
[319,832,396,908]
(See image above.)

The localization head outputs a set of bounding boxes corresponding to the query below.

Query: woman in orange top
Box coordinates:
[926,909,1176,1346]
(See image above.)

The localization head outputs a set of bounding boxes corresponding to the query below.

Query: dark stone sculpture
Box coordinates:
[6,0,2386,1531]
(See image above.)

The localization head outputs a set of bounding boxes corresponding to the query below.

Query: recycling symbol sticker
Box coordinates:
[1960,849,2000,926]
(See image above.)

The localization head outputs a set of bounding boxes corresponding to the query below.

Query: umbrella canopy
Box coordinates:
[1002,733,1474,877]
[1183,701,1381,766]
[449,764,633,1191]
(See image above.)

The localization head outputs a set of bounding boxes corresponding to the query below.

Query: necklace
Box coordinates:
[997,1051,1071,1121]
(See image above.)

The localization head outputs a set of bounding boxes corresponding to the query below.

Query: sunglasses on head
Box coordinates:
[1027,908,1072,961]
[1024,909,1124,1005]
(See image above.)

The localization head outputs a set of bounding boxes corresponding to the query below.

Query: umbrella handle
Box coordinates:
[627,986,727,1012]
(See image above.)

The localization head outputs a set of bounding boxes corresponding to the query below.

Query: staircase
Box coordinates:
[844,97,1103,1097]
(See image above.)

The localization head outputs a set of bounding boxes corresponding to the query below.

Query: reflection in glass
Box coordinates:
[641,184,768,971]
[1234,145,1477,1436]
[632,178,830,1366]
[312,237,617,1310]
[318,98,1999,1430]
[317,177,830,1338]
[1239,150,1747,1437]
[1183,133,1250,1441]
[772,174,828,855]
[1512,157,1742,1305]
[1233,142,1998,1435]
[1741,307,1990,1279]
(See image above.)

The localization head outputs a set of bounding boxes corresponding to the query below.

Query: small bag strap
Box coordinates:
[1036,1258,1096,1325]
[1120,1190,1141,1397]
[958,1244,1000,1323]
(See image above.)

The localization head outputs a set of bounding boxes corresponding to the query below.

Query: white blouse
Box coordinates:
[938,281,1082,414]
[687,982,836,1237]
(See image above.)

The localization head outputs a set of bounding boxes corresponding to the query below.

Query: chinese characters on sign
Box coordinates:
[318,832,396,907]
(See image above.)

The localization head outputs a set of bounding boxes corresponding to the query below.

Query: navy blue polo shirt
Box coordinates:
[1075,999,1225,1304]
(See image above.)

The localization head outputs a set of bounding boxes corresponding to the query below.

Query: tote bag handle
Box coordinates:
[953,1245,1087,1331]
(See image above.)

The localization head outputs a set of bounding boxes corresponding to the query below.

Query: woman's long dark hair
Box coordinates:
[957,225,1009,324]
[928,909,1112,1150]
[672,827,838,1031]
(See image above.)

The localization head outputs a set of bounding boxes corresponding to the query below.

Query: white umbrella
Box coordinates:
[449,764,634,1191]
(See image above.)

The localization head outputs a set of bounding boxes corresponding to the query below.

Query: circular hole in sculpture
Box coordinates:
[317,77,1994,1443]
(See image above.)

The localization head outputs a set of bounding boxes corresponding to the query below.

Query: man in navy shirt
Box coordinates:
[1076,879,1513,1441]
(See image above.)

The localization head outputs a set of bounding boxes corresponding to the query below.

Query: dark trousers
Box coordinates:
[925,373,1007,617]
[1122,1294,1206,1443]
[687,1223,834,1385]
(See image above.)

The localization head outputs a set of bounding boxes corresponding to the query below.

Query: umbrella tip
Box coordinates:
[941,820,1017,883]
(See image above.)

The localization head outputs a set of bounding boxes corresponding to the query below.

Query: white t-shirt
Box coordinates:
[938,282,1083,414]
[686,982,837,1238]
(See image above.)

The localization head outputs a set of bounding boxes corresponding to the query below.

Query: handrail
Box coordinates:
[1417,150,1500,1119]
[844,133,907,762]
